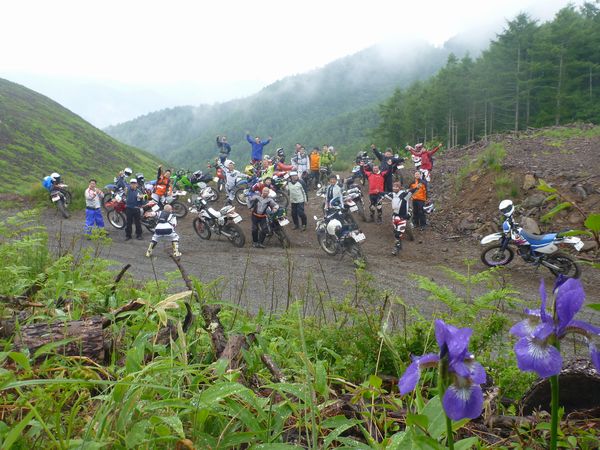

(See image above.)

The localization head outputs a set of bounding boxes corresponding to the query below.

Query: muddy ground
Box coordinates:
[33,125,600,324]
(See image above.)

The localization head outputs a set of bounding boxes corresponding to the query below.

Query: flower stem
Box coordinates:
[549,374,559,450]
[438,359,454,450]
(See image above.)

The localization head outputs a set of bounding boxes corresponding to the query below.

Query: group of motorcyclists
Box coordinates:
[43,133,442,259]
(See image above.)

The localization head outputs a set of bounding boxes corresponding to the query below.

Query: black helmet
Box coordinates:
[136,173,145,184]
[276,147,285,157]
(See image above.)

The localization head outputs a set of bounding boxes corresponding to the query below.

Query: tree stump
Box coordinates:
[14,316,104,362]
[520,358,600,415]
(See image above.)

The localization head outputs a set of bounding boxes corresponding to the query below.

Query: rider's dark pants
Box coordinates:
[413,200,427,227]
[251,214,267,243]
[291,202,307,227]
[125,207,142,238]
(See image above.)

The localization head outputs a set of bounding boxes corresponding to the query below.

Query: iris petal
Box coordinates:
[398,353,439,395]
[442,383,483,420]
[466,360,487,385]
[514,337,562,378]
[555,278,585,335]
[590,344,600,372]
[510,318,540,338]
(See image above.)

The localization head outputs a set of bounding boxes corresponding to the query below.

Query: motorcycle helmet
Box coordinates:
[244,165,255,176]
[424,201,435,214]
[326,218,342,236]
[263,155,272,162]
[50,172,61,182]
[136,173,145,184]
[224,159,234,166]
[124,167,133,176]
[499,199,514,217]
[276,147,285,157]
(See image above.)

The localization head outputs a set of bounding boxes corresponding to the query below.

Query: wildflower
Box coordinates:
[510,276,600,378]
[398,319,486,420]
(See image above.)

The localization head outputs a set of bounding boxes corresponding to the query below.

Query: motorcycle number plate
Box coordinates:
[233,215,243,223]
[213,177,219,183]
[151,205,160,212]
[278,218,289,226]
[51,195,60,202]
[349,205,358,212]
[353,232,366,242]
[574,241,584,251]
[397,165,405,169]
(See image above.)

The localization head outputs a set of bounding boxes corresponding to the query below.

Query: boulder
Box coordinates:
[522,173,537,190]
[521,217,541,235]
[522,194,546,208]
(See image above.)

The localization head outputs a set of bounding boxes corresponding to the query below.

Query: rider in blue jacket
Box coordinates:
[246,132,272,163]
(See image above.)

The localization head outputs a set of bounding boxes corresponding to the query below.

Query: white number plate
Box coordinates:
[151,205,160,212]
[213,177,219,183]
[574,241,584,251]
[278,218,290,226]
[233,215,243,223]
[353,232,366,242]
[51,195,60,202]
[349,205,358,212]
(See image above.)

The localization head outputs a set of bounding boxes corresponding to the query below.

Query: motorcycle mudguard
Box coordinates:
[480,233,503,245]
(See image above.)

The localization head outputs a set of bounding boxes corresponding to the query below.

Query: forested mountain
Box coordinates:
[105,40,458,166]
[373,4,600,148]
[0,78,163,193]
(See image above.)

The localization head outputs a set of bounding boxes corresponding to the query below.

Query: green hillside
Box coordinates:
[0,78,165,193]
[105,40,454,167]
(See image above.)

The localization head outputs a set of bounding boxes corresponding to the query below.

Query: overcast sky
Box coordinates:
[0,0,583,126]
[2,0,582,84]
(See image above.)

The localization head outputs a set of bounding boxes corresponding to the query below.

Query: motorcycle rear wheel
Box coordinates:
[56,199,69,219]
[481,244,514,267]
[348,242,367,267]
[275,228,291,248]
[357,202,367,222]
[224,223,246,248]
[546,252,581,279]
[107,209,126,229]
[193,218,211,240]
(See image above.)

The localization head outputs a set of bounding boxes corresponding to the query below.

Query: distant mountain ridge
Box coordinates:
[0,78,163,193]
[105,38,474,167]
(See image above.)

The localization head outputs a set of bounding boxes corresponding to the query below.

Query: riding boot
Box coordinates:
[172,241,182,258]
[376,211,383,224]
[145,241,157,257]
[392,240,402,255]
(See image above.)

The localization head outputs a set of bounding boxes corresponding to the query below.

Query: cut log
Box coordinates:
[520,358,600,415]
[14,316,104,362]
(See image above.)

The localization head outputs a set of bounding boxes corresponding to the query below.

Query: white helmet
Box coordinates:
[326,218,342,236]
[224,160,234,166]
[50,172,60,181]
[124,167,133,176]
[499,199,514,217]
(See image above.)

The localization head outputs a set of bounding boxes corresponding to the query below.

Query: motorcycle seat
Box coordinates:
[520,229,557,245]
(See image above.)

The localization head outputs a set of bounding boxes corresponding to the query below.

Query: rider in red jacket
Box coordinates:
[363,165,388,223]
[407,143,442,181]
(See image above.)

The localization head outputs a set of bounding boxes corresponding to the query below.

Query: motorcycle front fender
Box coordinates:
[480,232,503,245]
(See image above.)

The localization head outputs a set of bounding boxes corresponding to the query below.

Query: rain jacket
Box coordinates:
[410,179,428,201]
[362,167,388,195]
[246,135,271,161]
[309,151,321,171]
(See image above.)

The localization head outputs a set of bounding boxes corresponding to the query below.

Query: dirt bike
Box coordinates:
[233,176,259,206]
[101,183,124,210]
[105,193,127,229]
[50,184,72,218]
[343,184,367,222]
[263,208,291,248]
[191,195,245,247]
[480,216,583,278]
[270,173,290,208]
[173,170,219,203]
[314,208,367,267]
[208,160,226,196]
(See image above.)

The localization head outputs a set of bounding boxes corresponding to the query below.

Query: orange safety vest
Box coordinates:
[410,180,427,201]
[155,176,170,196]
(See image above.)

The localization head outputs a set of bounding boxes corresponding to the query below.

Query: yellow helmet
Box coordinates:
[244,165,255,176]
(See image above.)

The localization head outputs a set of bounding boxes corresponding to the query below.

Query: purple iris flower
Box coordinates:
[510,276,600,378]
[398,319,486,421]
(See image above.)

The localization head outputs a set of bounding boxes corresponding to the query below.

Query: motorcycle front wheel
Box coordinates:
[224,223,245,248]
[143,218,156,233]
[317,232,337,256]
[481,244,514,267]
[275,191,289,208]
[545,252,581,279]
[62,190,72,206]
[102,193,113,210]
[170,200,188,218]
[107,209,126,229]
[357,201,367,222]
[193,218,211,240]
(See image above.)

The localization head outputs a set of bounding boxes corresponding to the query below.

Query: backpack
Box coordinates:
[42,176,53,191]
[158,211,173,224]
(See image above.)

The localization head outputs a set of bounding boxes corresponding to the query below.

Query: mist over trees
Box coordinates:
[373,4,600,149]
